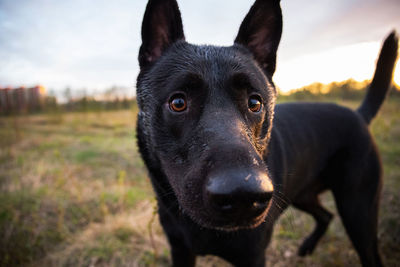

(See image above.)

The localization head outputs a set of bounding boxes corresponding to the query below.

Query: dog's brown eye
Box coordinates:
[248,95,262,113]
[169,94,187,112]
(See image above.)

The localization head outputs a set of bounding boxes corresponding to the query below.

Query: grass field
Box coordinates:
[0,98,399,266]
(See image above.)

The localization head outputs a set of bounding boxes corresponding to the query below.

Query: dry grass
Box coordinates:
[0,98,399,266]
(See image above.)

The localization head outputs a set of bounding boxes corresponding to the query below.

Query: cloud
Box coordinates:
[279,0,400,60]
[0,0,145,91]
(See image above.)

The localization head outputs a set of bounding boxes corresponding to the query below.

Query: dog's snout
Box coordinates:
[205,169,273,219]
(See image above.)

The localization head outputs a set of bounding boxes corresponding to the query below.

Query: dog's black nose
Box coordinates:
[205,169,273,219]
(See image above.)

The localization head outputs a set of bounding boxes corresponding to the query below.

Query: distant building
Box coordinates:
[0,85,46,114]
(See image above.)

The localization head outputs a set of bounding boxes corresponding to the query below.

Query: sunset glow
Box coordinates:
[274,42,392,92]
[394,61,400,87]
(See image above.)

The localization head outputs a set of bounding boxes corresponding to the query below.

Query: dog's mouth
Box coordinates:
[210,200,273,231]
[187,195,274,231]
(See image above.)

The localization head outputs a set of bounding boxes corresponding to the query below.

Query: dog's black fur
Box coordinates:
[136,0,399,266]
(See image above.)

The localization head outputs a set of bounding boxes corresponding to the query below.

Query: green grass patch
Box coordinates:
[74,149,100,163]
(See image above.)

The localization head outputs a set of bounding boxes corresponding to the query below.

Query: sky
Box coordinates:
[0,0,399,97]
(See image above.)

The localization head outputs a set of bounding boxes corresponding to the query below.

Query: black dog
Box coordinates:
[136,0,398,266]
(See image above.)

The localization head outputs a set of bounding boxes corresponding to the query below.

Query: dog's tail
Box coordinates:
[357,31,399,124]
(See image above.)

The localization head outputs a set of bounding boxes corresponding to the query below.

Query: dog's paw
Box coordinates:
[298,237,317,257]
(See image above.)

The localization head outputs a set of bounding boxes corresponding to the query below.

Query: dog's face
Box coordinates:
[137,0,282,230]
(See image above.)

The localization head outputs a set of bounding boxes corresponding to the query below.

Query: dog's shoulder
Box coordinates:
[272,102,369,146]
[275,102,363,125]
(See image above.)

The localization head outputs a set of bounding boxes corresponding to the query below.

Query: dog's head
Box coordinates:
[137,0,282,230]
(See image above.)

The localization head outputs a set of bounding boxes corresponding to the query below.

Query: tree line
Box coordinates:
[1,79,399,116]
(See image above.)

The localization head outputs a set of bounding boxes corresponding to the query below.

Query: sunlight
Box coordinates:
[274,41,391,93]
[394,61,400,87]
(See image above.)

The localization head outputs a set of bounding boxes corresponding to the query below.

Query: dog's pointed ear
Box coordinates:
[139,0,185,70]
[235,0,282,77]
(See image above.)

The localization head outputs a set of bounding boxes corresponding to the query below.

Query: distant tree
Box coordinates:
[122,96,131,109]
[64,87,72,110]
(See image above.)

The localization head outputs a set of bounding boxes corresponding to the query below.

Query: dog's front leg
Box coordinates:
[158,205,196,267]
[222,224,274,267]
[169,236,196,267]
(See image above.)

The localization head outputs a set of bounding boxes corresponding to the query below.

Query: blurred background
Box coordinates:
[0,0,399,266]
